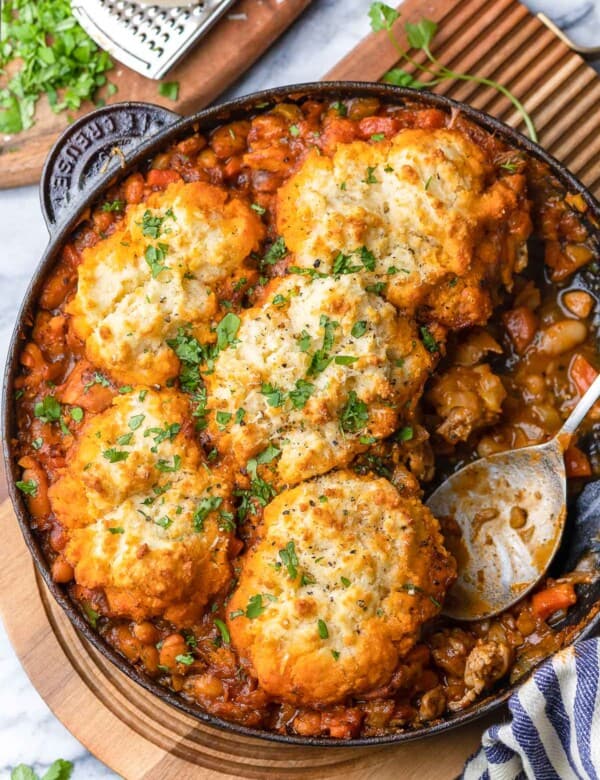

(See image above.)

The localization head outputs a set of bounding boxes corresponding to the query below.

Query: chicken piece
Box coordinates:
[277,128,531,330]
[227,471,455,706]
[427,364,506,443]
[448,637,513,711]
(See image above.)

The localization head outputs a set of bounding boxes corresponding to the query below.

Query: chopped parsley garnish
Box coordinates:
[365,282,386,295]
[297,330,311,352]
[261,237,287,267]
[128,414,145,431]
[145,242,170,278]
[83,604,100,628]
[155,454,181,473]
[155,516,173,529]
[396,426,414,442]
[193,495,223,532]
[317,619,329,639]
[215,410,232,429]
[214,618,230,644]
[175,653,194,666]
[272,294,287,307]
[279,541,299,580]
[307,315,339,376]
[261,383,285,407]
[371,133,385,141]
[119,385,133,394]
[32,437,43,450]
[251,203,266,215]
[245,594,274,619]
[16,479,37,496]
[158,81,179,101]
[84,372,110,391]
[289,124,300,136]
[288,265,328,280]
[215,312,241,350]
[420,326,439,353]
[331,101,347,116]
[331,650,340,660]
[145,422,181,444]
[351,321,368,338]
[33,396,61,423]
[116,432,133,446]
[108,526,124,534]
[340,576,351,588]
[340,391,369,433]
[235,408,246,425]
[332,246,376,275]
[400,582,441,608]
[103,200,125,212]
[288,379,315,409]
[140,209,172,239]
[364,166,378,184]
[245,595,265,618]
[334,355,358,366]
[102,448,129,463]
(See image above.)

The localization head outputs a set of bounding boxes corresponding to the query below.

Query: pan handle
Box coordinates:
[40,102,182,232]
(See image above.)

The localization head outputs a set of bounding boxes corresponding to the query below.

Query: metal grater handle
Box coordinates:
[41,102,181,232]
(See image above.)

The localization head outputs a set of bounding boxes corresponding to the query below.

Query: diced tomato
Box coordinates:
[531,582,577,621]
[565,445,592,478]
[147,169,181,188]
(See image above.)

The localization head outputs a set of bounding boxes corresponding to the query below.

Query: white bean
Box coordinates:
[538,320,587,356]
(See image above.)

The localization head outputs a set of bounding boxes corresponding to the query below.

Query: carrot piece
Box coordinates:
[531,583,577,621]
[565,446,592,478]
[569,353,598,394]
[147,169,181,188]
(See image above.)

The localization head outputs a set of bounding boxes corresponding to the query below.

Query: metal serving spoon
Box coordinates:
[427,373,600,621]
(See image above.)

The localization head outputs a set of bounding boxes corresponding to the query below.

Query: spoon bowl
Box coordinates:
[427,373,600,621]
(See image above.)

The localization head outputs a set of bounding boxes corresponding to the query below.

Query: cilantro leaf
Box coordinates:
[405,18,438,49]
[368,2,400,31]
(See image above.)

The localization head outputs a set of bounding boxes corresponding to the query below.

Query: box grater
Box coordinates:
[71,0,239,80]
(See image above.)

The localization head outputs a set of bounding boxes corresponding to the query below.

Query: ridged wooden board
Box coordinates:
[0,0,313,189]
[326,0,600,199]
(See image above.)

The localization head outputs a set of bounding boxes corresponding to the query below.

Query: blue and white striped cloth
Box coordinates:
[463,638,600,780]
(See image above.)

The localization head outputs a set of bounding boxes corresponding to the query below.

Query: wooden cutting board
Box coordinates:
[327,0,600,199]
[0,0,313,189]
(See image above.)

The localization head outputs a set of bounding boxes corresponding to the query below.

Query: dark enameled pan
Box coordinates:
[3,82,600,746]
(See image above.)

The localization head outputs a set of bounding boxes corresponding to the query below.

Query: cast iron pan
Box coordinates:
[3,82,600,746]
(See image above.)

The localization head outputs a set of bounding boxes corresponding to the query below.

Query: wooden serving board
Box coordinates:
[326,0,600,199]
[0,0,313,189]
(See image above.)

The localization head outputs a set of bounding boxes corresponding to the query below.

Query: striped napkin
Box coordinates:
[463,638,600,780]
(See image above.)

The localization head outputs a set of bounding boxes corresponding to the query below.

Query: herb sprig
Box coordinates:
[368,2,537,141]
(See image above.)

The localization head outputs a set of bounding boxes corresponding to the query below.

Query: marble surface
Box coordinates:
[0,0,598,777]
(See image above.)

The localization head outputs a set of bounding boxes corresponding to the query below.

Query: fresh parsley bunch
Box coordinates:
[368,2,537,141]
[0,0,114,133]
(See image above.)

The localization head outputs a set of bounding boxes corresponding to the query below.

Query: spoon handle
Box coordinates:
[559,372,600,437]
